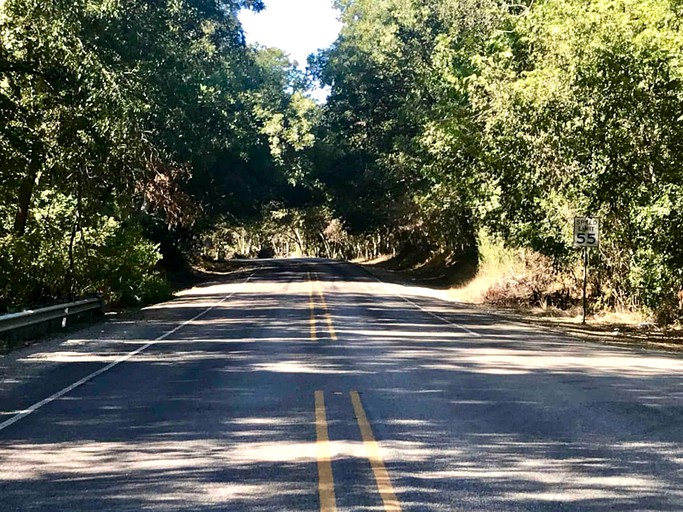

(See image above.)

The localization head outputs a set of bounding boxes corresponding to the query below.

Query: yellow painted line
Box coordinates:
[315,391,338,511]
[323,311,337,341]
[350,391,401,511]
[315,280,338,341]
[308,272,317,342]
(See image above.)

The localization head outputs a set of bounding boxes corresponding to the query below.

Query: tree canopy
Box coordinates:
[2,0,683,321]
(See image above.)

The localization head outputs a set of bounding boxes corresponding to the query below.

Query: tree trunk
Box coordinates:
[13,172,37,235]
[13,154,42,236]
[294,228,305,255]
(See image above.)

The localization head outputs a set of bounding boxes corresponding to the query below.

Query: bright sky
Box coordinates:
[239,0,342,101]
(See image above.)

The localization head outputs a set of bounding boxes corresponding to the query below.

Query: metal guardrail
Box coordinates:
[0,297,104,340]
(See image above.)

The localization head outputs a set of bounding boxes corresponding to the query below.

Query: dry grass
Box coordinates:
[448,233,535,304]
[522,306,649,329]
[352,254,393,265]
[361,236,683,351]
[448,272,503,304]
[448,231,654,329]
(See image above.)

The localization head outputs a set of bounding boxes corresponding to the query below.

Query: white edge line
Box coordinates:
[357,264,482,338]
[399,294,481,337]
[0,272,255,433]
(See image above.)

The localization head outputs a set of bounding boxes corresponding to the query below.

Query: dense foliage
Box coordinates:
[311,0,683,321]
[0,0,316,311]
[2,0,682,322]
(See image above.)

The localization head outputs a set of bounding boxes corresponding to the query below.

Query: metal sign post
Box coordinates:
[582,247,588,324]
[574,217,599,325]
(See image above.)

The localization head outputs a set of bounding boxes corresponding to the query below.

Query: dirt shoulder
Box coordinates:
[360,262,683,354]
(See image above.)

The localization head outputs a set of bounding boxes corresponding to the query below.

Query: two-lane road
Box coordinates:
[1,259,683,511]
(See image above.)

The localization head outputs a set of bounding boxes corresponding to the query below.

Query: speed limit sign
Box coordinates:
[574,217,599,248]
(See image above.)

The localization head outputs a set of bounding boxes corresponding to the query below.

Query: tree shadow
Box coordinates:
[1,258,682,510]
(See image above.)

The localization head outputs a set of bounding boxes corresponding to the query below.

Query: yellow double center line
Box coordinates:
[350,391,401,511]
[309,273,318,341]
[308,272,337,342]
[315,391,337,511]
[308,270,399,510]
[314,390,402,512]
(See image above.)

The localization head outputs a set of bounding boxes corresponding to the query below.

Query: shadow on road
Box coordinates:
[1,259,682,511]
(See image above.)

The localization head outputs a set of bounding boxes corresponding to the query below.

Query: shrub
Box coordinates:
[0,210,172,313]
[84,220,173,307]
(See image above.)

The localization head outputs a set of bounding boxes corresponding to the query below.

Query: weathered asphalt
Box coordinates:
[1,258,682,511]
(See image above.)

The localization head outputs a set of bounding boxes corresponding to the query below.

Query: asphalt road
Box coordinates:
[1,258,683,511]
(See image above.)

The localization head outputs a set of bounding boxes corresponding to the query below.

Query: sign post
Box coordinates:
[573,217,599,324]
[582,247,588,324]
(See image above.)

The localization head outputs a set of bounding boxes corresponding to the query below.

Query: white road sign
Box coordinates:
[574,217,599,248]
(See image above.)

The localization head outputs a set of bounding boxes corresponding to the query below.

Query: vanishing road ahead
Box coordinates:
[1,259,683,511]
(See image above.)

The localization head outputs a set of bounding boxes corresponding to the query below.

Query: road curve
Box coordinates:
[1,258,682,511]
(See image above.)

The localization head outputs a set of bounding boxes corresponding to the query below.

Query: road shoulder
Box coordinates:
[358,262,683,354]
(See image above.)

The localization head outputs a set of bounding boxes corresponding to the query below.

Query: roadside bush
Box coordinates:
[0,209,171,313]
[629,248,682,325]
[457,231,580,309]
[0,231,69,312]
[482,253,560,308]
[84,220,173,307]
